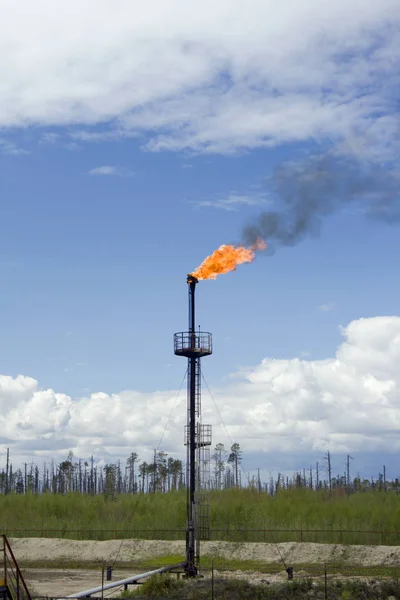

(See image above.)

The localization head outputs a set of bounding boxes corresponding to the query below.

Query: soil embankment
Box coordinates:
[10,537,400,566]
[10,538,400,597]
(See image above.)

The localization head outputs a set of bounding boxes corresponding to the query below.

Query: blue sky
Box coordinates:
[0,0,399,478]
[1,133,398,396]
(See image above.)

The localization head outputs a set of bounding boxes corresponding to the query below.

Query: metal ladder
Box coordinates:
[194,358,202,417]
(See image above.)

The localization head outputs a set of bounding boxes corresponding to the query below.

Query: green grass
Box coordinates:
[137,573,185,597]
[1,488,400,544]
[117,575,400,599]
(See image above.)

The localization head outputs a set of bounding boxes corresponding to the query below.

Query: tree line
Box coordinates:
[251,451,395,496]
[0,442,243,496]
[0,445,396,496]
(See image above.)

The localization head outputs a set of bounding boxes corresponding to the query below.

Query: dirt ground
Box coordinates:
[23,567,133,598]
[22,566,331,598]
[24,566,393,599]
[9,538,400,598]
[10,537,400,566]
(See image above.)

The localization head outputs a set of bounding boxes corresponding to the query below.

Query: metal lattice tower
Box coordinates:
[174,275,212,575]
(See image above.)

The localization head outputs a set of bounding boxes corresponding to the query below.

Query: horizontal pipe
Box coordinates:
[66,562,186,598]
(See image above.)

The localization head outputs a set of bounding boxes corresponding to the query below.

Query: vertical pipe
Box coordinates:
[187,277,197,570]
[189,278,196,333]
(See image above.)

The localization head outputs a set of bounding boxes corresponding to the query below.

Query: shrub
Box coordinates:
[139,574,185,598]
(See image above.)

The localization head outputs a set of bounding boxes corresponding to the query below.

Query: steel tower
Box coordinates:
[174,275,212,576]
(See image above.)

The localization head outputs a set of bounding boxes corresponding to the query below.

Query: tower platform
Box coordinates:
[174,332,212,358]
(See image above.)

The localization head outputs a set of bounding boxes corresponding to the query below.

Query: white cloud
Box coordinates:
[1,316,400,467]
[194,193,268,211]
[88,165,133,177]
[0,1,398,155]
[89,166,118,176]
[0,138,29,156]
[318,303,335,312]
[39,132,79,150]
[39,132,60,145]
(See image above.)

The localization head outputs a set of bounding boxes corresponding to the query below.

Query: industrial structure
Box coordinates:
[0,275,214,598]
[174,274,213,575]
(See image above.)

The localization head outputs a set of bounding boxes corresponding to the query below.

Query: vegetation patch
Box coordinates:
[117,575,400,599]
[1,488,400,545]
[137,573,185,597]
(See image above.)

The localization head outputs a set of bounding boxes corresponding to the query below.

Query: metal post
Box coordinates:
[187,277,197,571]
[3,536,7,588]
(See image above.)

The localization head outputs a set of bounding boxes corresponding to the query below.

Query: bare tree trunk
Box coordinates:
[5,448,9,495]
[325,452,332,492]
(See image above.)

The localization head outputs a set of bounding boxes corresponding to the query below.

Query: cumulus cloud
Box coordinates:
[0,1,399,155]
[0,316,399,468]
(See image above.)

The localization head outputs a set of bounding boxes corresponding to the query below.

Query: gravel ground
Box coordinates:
[8,538,400,598]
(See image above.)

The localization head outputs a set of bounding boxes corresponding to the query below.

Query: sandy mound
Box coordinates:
[9,538,400,567]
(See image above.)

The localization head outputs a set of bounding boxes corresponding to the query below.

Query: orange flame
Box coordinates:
[191,238,267,280]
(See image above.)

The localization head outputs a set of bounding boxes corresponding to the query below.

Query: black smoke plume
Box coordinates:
[243,152,399,248]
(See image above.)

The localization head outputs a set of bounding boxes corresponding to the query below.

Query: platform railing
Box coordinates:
[1,535,31,600]
[174,331,212,355]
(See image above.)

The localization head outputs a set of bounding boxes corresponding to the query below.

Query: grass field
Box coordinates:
[1,488,400,544]
[120,575,400,600]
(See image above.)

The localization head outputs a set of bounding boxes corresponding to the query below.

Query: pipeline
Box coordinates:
[66,562,186,598]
